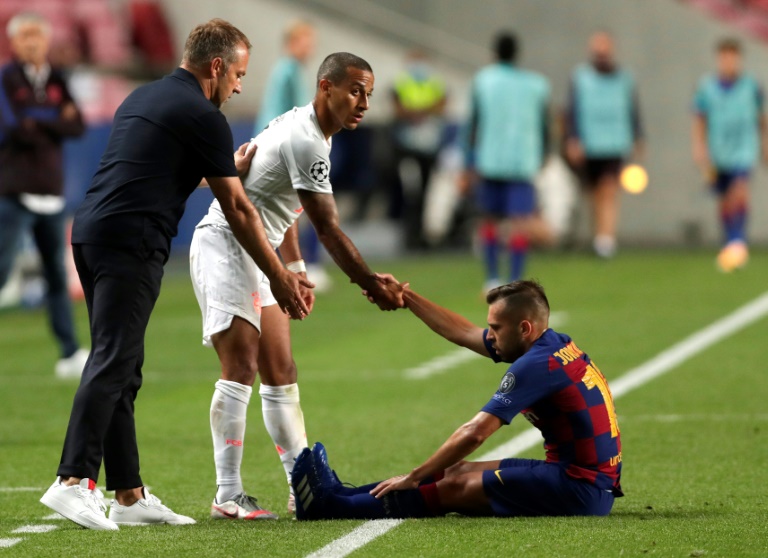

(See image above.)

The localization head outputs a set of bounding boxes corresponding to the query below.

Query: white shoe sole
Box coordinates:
[40,490,118,531]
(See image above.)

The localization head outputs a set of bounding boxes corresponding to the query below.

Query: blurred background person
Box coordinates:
[463,32,550,292]
[389,49,448,251]
[692,38,768,272]
[254,21,332,290]
[0,11,87,378]
[564,30,643,259]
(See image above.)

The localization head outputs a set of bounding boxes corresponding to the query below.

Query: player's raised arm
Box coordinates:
[208,175,313,319]
[401,288,491,357]
[298,189,402,311]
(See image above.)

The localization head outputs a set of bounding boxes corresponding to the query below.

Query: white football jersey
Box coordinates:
[198,103,332,248]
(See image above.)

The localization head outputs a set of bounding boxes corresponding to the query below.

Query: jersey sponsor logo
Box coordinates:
[309,159,330,183]
[498,371,516,393]
[609,452,622,467]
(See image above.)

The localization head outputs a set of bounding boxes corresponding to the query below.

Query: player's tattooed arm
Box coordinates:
[398,287,491,358]
[298,189,403,310]
[279,222,315,315]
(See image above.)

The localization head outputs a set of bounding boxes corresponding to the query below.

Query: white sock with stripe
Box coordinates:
[211,379,252,503]
[259,383,307,488]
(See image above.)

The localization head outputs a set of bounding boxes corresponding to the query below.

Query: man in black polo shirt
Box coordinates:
[40,19,313,531]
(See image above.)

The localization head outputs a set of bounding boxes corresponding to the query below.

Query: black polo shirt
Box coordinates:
[72,68,237,255]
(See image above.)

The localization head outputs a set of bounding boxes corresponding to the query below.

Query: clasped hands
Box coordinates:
[362,273,409,311]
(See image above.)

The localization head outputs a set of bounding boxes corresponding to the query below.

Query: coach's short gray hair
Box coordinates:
[6,12,51,39]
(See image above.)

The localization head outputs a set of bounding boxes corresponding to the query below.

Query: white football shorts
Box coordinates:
[190,223,277,348]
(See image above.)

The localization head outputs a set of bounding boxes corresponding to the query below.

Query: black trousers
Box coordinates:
[57,243,165,490]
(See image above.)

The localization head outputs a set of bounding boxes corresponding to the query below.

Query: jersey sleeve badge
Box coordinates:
[309,159,330,184]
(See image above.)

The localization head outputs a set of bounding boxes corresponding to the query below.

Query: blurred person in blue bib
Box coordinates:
[463,32,550,292]
[692,38,768,272]
[564,31,643,259]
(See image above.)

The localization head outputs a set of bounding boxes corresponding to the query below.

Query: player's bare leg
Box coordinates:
[257,303,307,514]
[444,459,503,477]
[479,216,502,293]
[591,174,620,258]
[716,177,750,271]
[435,472,494,515]
[209,317,276,519]
[506,216,530,282]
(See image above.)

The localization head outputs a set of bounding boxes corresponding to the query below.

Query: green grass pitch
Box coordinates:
[1,249,767,557]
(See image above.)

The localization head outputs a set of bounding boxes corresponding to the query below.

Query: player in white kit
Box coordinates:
[190,52,403,519]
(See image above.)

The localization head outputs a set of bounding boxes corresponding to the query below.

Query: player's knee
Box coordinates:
[445,460,472,477]
[219,351,259,385]
[259,358,297,385]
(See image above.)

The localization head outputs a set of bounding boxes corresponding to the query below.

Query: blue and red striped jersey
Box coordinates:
[481,328,623,495]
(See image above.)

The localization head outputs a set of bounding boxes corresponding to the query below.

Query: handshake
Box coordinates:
[361,273,410,311]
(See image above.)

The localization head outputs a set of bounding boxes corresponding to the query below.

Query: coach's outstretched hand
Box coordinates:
[362,273,408,310]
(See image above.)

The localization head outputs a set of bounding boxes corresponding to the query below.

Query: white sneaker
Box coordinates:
[40,477,118,531]
[211,493,278,520]
[109,487,195,526]
[55,348,89,379]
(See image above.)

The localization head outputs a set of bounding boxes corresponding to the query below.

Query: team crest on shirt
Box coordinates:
[498,371,516,394]
[309,159,330,183]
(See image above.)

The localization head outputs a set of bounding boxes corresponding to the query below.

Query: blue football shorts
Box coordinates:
[476,178,536,217]
[713,169,751,195]
[481,458,615,517]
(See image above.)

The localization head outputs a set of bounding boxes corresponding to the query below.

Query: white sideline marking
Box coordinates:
[304,520,404,558]
[480,290,768,461]
[0,538,22,548]
[405,312,567,379]
[41,513,66,521]
[622,413,768,423]
[305,291,768,558]
[0,487,44,492]
[404,347,482,379]
[11,525,57,534]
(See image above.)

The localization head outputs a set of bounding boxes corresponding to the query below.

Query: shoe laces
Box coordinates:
[144,491,171,512]
[233,493,261,510]
[77,485,108,515]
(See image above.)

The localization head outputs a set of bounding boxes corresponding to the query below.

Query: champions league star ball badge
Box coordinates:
[309,160,329,183]
[499,372,516,394]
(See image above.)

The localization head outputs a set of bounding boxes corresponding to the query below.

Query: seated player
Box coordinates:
[292,280,623,519]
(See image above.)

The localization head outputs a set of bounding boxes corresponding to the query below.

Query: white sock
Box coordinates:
[259,383,307,488]
[210,379,252,503]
